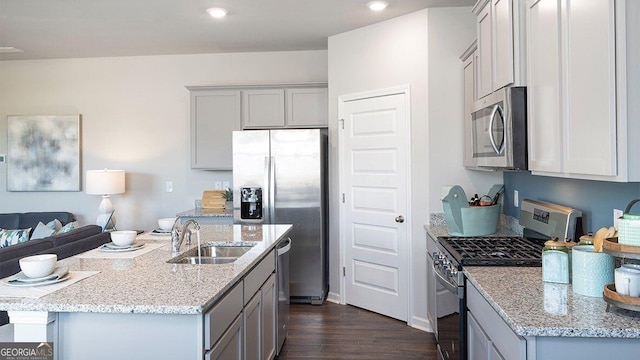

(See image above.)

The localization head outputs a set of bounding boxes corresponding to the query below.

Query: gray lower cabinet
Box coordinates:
[244,273,277,360]
[467,281,525,360]
[261,274,277,360]
[205,250,277,360]
[243,250,277,360]
[207,314,243,360]
[244,291,262,360]
[468,312,505,360]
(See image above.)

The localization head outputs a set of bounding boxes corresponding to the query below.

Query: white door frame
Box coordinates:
[337,85,413,323]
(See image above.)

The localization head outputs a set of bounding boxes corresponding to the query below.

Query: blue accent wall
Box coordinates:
[503,171,640,233]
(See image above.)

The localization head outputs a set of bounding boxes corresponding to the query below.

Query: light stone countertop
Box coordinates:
[465,266,640,338]
[176,208,233,217]
[0,224,292,316]
[424,213,640,339]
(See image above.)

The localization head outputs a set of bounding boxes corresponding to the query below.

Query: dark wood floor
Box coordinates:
[276,302,438,359]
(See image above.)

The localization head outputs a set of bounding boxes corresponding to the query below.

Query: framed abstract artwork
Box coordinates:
[7,115,82,191]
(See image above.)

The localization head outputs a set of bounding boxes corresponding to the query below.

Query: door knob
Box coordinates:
[395,215,405,223]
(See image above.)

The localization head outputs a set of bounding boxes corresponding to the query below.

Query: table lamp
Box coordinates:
[86,169,125,231]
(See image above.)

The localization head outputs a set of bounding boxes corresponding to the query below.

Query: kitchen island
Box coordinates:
[0,224,292,360]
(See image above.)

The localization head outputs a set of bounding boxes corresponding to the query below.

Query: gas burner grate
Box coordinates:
[438,236,544,266]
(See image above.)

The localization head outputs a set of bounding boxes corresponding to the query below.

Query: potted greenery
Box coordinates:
[223,188,233,209]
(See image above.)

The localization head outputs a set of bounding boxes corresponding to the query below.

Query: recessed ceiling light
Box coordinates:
[0,47,24,53]
[367,1,389,11]
[207,7,227,18]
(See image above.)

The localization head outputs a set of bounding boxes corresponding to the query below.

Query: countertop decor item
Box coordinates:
[572,245,614,297]
[19,254,57,278]
[618,199,640,246]
[86,169,125,231]
[542,239,571,284]
[201,190,225,209]
[157,218,176,231]
[441,185,500,236]
[110,230,136,247]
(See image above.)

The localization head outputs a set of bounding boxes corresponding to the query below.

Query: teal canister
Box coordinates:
[542,239,571,284]
[571,245,614,297]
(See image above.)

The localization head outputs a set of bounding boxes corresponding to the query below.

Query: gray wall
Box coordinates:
[503,171,640,233]
[0,51,328,230]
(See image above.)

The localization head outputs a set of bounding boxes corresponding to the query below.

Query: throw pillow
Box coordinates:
[46,219,63,232]
[56,221,79,234]
[0,228,32,248]
[31,222,56,240]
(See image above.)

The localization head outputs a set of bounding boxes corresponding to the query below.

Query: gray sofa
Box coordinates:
[0,212,111,325]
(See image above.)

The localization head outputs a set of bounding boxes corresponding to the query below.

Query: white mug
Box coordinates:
[615,266,640,297]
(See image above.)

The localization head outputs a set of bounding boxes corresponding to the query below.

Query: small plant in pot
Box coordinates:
[224,188,233,209]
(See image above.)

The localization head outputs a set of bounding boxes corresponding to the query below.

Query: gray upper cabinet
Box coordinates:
[188,83,327,170]
[242,89,286,128]
[286,87,328,128]
[189,89,241,170]
[187,83,328,170]
[241,84,328,129]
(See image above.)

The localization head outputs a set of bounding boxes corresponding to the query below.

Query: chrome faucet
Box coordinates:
[171,219,200,253]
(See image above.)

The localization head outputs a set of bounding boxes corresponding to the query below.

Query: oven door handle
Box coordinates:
[432,260,460,295]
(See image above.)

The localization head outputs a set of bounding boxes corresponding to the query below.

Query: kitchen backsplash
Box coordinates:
[503,171,640,233]
[429,212,523,235]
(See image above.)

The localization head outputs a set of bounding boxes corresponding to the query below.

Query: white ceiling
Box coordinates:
[0,0,474,61]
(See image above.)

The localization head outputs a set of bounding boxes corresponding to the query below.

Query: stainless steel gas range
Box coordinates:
[429,199,583,360]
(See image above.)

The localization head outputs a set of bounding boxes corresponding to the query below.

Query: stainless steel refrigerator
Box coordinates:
[232,129,328,305]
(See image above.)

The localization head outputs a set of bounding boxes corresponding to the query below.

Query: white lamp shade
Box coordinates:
[86,169,125,195]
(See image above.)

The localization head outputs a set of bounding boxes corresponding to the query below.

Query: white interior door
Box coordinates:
[339,91,409,321]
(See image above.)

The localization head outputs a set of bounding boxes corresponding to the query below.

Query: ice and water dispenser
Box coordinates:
[240,187,262,220]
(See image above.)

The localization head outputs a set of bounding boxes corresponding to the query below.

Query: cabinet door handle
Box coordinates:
[395,215,405,223]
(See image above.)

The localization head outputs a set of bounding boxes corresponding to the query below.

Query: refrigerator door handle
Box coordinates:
[269,156,276,222]
[264,156,271,223]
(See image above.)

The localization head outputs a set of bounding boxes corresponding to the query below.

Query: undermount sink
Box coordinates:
[167,245,254,265]
[172,257,237,265]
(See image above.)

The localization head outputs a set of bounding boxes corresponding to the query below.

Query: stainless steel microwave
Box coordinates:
[469,86,527,170]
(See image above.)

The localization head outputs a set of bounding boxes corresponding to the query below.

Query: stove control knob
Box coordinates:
[444,264,453,276]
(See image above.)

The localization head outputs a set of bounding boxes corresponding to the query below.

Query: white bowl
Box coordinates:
[158,218,176,231]
[19,254,57,278]
[110,230,137,246]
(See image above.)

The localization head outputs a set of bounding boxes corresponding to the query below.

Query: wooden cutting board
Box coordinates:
[201,190,226,209]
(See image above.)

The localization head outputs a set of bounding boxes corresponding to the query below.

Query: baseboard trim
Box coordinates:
[326,291,341,304]
[411,315,433,333]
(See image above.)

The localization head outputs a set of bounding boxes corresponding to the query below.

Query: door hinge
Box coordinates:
[339,118,345,129]
[342,193,345,203]
[343,267,346,276]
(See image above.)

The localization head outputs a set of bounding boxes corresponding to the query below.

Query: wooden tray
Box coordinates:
[602,237,640,260]
[603,283,640,312]
[201,190,225,209]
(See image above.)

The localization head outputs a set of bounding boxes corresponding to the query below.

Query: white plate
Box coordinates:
[7,265,69,284]
[3,274,70,287]
[99,243,145,252]
[104,242,144,250]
